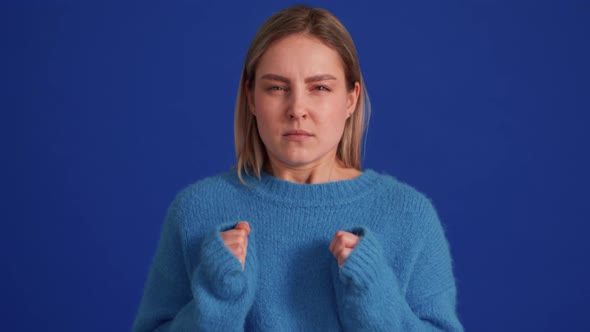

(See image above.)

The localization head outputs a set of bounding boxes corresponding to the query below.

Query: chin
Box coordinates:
[276,153,319,168]
[282,158,315,167]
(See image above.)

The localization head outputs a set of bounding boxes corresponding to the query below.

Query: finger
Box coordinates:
[332,240,352,260]
[226,242,247,258]
[228,240,248,260]
[222,235,249,270]
[239,236,249,270]
[221,231,249,248]
[235,221,251,235]
[337,231,360,249]
[329,232,339,253]
[222,227,249,240]
[220,229,247,243]
[220,232,249,262]
[329,230,347,252]
[330,231,359,253]
[337,248,353,267]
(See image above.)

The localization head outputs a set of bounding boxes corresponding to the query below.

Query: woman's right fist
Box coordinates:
[220,221,251,270]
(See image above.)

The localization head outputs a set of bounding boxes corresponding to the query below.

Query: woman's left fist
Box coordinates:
[329,230,360,267]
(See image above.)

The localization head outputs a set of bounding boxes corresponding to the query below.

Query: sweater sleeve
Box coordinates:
[332,210,463,331]
[132,194,257,332]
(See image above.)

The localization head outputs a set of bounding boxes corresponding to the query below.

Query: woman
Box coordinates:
[133,5,463,331]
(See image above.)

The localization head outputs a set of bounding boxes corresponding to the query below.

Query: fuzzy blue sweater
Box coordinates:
[133,169,463,331]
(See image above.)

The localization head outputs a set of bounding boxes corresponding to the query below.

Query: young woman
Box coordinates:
[133,5,463,331]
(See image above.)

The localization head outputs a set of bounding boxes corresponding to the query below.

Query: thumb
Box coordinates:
[235,221,251,235]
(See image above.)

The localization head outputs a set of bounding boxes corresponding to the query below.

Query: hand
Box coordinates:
[329,230,360,267]
[220,221,251,270]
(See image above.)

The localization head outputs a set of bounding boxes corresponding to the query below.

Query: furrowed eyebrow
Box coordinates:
[259,73,337,84]
[260,74,290,83]
[305,74,337,83]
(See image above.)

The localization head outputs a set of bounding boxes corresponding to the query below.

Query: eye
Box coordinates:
[268,86,286,92]
[314,85,330,91]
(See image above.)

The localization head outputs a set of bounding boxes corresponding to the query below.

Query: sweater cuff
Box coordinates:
[196,222,249,299]
[338,227,388,291]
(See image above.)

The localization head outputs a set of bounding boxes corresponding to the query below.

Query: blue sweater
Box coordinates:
[133,169,463,331]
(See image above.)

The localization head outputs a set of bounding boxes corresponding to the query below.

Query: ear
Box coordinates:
[246,81,256,115]
[346,81,361,115]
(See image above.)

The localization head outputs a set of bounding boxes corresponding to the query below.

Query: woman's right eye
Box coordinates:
[268,86,286,92]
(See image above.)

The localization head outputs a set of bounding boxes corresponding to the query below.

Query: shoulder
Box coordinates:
[159,169,249,243]
[369,170,437,213]
[166,169,246,216]
[179,169,242,195]
[366,169,442,234]
[366,171,453,277]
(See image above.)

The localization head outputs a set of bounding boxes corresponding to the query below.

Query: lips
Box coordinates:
[283,129,313,141]
[283,129,313,136]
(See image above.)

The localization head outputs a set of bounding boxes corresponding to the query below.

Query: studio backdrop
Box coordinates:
[7,1,589,331]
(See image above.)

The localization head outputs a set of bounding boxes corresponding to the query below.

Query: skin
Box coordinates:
[220,221,250,270]
[329,230,361,267]
[223,33,363,270]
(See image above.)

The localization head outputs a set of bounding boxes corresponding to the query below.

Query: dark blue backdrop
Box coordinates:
[6,1,589,331]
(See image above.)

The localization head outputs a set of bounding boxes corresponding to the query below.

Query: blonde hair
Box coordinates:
[234,5,371,184]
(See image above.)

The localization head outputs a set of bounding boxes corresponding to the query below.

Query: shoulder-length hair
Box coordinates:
[234,5,371,184]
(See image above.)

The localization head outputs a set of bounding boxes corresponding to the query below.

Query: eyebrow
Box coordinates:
[260,73,338,84]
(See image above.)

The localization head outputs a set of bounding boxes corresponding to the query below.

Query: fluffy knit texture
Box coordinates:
[133,169,464,331]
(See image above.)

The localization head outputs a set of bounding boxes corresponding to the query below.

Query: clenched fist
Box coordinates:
[220,221,251,270]
[329,230,360,267]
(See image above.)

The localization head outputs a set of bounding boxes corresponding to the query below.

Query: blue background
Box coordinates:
[5,0,589,331]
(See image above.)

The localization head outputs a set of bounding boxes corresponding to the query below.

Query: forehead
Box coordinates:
[256,34,345,79]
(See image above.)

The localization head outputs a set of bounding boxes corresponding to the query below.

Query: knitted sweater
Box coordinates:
[133,169,464,331]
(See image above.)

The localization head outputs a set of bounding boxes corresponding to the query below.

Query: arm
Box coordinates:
[132,195,257,332]
[331,211,463,331]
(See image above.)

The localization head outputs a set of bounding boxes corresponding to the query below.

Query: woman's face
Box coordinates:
[249,34,360,169]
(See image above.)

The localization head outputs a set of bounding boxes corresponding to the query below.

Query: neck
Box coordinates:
[264,156,360,184]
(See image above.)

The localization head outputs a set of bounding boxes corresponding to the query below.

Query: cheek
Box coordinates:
[252,89,264,115]
[314,111,348,146]
[253,90,282,115]
[315,96,349,123]
[252,96,281,141]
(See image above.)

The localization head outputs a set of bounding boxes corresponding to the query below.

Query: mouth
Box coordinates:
[284,129,313,136]
[283,129,313,141]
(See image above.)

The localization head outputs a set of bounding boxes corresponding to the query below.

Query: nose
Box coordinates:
[287,90,307,120]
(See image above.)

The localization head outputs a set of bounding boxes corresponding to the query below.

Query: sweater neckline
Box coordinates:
[246,169,382,207]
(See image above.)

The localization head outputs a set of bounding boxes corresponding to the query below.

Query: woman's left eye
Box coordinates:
[314,86,330,91]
